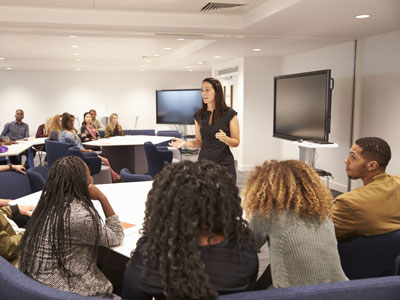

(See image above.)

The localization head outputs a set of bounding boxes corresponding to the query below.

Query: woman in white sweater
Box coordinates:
[242,160,347,288]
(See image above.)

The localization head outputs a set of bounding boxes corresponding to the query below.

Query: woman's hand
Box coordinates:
[215,130,229,144]
[18,205,35,217]
[12,165,26,174]
[169,138,186,149]
[88,184,106,202]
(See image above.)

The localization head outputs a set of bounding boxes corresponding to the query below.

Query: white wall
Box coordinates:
[280,41,356,192]
[357,29,400,176]
[0,70,210,136]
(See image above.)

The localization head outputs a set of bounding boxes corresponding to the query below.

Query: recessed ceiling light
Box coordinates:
[75,58,81,62]
[214,56,221,59]
[253,48,262,52]
[141,69,147,71]
[153,54,160,57]
[355,14,370,19]
[0,57,4,60]
[73,53,80,56]
[177,38,185,41]
[146,59,152,63]
[72,45,79,48]
[188,69,193,72]
[69,35,77,38]
[76,68,81,71]
[186,66,191,69]
[6,67,12,70]
[163,47,172,50]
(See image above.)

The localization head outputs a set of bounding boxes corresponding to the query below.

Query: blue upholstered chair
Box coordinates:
[26,166,49,192]
[338,230,400,279]
[156,130,182,147]
[123,129,155,136]
[144,142,173,177]
[120,168,152,182]
[98,130,105,138]
[216,276,400,300]
[45,139,72,168]
[0,256,104,300]
[0,170,32,200]
[68,147,111,184]
[68,147,101,176]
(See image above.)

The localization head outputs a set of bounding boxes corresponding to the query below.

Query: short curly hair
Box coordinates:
[355,137,391,169]
[134,159,254,300]
[242,160,333,222]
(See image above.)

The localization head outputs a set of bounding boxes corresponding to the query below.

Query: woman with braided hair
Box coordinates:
[122,160,258,300]
[19,156,124,298]
[242,160,347,289]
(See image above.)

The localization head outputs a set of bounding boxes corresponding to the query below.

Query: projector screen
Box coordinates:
[156,89,203,125]
[273,69,332,143]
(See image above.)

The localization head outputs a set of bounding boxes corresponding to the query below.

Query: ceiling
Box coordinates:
[0,0,399,72]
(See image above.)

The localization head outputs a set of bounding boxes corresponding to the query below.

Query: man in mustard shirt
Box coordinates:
[332,137,400,241]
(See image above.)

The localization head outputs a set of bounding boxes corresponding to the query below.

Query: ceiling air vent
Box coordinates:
[201,2,248,12]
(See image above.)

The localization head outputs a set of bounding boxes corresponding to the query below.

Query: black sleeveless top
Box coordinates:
[196,108,237,167]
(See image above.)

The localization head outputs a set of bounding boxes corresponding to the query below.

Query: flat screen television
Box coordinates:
[273,69,334,143]
[156,89,203,125]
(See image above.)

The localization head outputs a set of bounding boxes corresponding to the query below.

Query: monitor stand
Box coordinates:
[293,141,339,169]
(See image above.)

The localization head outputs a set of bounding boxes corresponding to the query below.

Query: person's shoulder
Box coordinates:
[224,107,237,119]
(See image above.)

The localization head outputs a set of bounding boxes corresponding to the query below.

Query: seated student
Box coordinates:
[59,113,120,182]
[332,137,400,241]
[1,109,31,165]
[0,164,34,266]
[81,112,100,142]
[90,109,105,131]
[48,114,62,141]
[122,160,258,300]
[242,160,347,289]
[19,156,124,298]
[35,116,52,138]
[105,113,123,138]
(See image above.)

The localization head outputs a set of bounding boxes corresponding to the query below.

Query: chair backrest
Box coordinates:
[217,276,400,300]
[123,129,155,136]
[144,141,173,177]
[120,168,152,182]
[338,229,400,279]
[45,139,72,168]
[68,147,101,176]
[0,256,104,300]
[156,130,182,146]
[26,166,49,193]
[0,170,32,200]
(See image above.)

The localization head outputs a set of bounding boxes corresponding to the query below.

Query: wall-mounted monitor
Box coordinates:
[273,69,334,143]
[156,89,203,125]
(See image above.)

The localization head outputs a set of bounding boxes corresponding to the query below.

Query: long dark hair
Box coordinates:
[195,77,228,124]
[134,160,254,300]
[61,113,74,130]
[19,156,102,281]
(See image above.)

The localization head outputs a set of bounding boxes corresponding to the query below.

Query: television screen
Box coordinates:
[273,69,333,143]
[156,89,203,125]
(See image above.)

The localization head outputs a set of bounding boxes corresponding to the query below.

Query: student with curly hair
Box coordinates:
[242,160,347,288]
[19,156,124,298]
[122,160,258,300]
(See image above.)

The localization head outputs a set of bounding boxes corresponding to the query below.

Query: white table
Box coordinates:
[10,181,153,257]
[84,135,173,174]
[0,137,47,167]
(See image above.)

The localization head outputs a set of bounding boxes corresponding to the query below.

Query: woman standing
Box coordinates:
[122,160,258,300]
[104,113,124,138]
[242,160,347,289]
[19,156,124,297]
[169,78,239,181]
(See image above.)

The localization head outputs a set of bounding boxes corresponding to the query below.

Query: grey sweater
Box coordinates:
[19,200,124,298]
[250,210,347,288]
